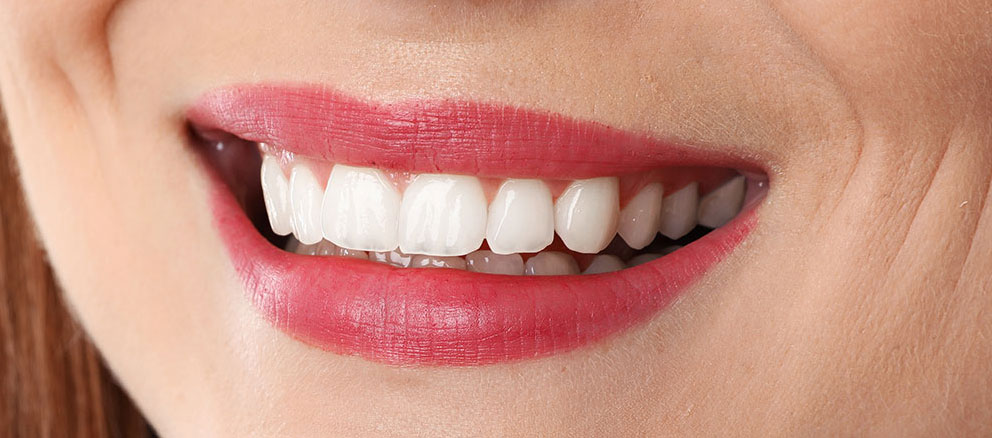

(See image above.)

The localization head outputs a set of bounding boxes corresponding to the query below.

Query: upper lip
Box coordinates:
[187,84,765,179]
[188,83,764,366]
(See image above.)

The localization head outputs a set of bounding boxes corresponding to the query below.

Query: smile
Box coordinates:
[187,85,767,365]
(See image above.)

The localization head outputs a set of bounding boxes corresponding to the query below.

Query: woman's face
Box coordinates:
[2,1,990,435]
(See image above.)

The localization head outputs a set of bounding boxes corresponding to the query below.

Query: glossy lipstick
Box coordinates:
[189,85,759,366]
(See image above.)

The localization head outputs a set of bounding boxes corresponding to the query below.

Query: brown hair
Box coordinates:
[0,112,151,435]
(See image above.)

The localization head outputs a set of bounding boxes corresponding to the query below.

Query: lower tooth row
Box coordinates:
[288,240,682,275]
[261,151,747,257]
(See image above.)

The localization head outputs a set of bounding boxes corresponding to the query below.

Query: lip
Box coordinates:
[189,84,761,366]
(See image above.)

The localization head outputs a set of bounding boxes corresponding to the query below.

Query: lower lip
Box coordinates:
[210,176,756,366]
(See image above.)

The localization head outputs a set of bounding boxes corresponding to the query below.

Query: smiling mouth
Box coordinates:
[187,85,767,365]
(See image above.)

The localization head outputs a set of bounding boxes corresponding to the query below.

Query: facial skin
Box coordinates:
[1,0,990,435]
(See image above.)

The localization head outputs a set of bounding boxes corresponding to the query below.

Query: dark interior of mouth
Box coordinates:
[192,127,763,274]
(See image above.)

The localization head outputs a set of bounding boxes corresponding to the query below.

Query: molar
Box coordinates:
[697,176,746,228]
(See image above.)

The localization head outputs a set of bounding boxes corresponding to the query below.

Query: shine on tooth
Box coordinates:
[554,177,620,254]
[524,251,580,276]
[658,182,699,240]
[697,176,746,228]
[618,182,664,250]
[260,154,294,236]
[370,250,413,268]
[398,174,487,257]
[410,255,468,270]
[321,164,401,252]
[289,162,325,245]
[486,179,555,255]
[466,250,525,275]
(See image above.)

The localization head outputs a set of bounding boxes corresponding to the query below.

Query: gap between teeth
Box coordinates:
[260,149,747,268]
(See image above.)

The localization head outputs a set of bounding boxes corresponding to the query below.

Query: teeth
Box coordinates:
[260,155,294,236]
[582,254,627,275]
[486,179,555,254]
[465,250,525,275]
[524,251,580,276]
[628,253,661,267]
[658,182,699,240]
[410,255,468,270]
[618,183,664,250]
[554,177,620,254]
[289,163,325,245]
[336,247,369,260]
[398,174,488,257]
[697,176,746,228]
[321,164,401,252]
[370,250,413,268]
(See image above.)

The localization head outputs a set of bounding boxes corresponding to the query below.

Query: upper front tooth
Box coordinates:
[618,182,664,250]
[697,176,746,228]
[554,177,620,253]
[658,182,699,240]
[486,179,555,254]
[289,162,325,245]
[398,174,487,256]
[321,164,401,252]
[260,155,294,236]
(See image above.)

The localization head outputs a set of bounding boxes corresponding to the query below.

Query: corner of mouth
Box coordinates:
[185,83,770,366]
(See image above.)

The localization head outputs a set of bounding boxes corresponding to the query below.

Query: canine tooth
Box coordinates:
[583,254,626,274]
[370,250,413,268]
[321,165,401,252]
[697,176,746,228]
[618,183,664,250]
[398,174,487,256]
[289,163,325,245]
[410,255,468,270]
[260,155,294,236]
[628,253,662,267]
[658,183,699,240]
[466,250,525,275]
[486,179,555,254]
[524,251,580,276]
[554,177,620,254]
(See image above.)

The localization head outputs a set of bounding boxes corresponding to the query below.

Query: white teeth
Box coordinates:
[697,176,746,228]
[628,253,662,267]
[465,250,525,275]
[289,163,325,245]
[582,254,626,275]
[398,174,487,256]
[524,251,580,276]
[658,182,699,240]
[260,155,294,236]
[618,183,664,250]
[321,164,401,252]
[486,179,555,255]
[410,255,468,270]
[370,250,413,268]
[554,177,620,254]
